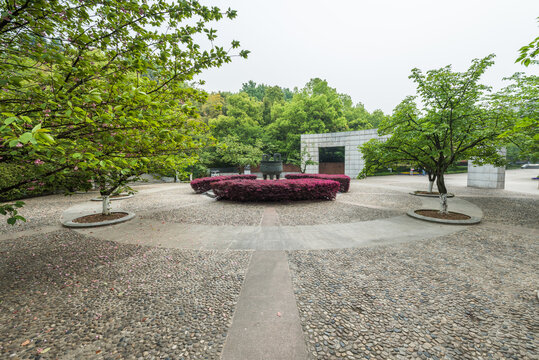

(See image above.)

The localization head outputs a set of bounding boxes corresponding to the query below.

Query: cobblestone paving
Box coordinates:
[288,225,538,360]
[464,196,538,229]
[339,192,422,211]
[0,230,251,360]
[0,193,94,233]
[276,201,403,226]
[142,201,265,226]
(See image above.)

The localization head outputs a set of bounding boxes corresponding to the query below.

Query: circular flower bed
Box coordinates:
[190,174,257,193]
[211,179,340,201]
[63,211,136,228]
[285,174,351,192]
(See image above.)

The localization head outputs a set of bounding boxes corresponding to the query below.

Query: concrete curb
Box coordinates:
[90,194,134,201]
[62,211,136,228]
[409,191,455,198]
[407,209,481,225]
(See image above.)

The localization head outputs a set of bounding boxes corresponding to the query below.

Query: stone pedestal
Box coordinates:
[467,163,505,189]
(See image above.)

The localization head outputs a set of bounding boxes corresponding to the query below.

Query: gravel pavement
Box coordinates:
[276,201,402,226]
[0,230,251,360]
[288,225,538,360]
[1,178,537,360]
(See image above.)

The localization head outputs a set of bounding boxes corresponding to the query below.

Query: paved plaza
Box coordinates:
[0,170,537,359]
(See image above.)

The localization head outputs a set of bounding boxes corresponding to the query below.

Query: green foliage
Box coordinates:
[0,0,247,223]
[493,73,538,163]
[215,136,264,172]
[516,17,539,67]
[0,201,25,225]
[288,146,318,173]
[0,163,92,202]
[361,55,510,204]
[198,78,385,169]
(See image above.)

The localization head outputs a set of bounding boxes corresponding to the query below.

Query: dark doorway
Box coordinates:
[319,146,345,174]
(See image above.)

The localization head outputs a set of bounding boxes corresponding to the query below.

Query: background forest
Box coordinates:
[193,78,388,176]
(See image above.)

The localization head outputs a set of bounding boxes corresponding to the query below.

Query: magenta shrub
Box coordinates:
[190,174,257,193]
[211,179,340,201]
[284,174,351,192]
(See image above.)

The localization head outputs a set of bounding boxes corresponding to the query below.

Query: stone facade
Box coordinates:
[467,163,506,189]
[301,129,385,178]
[301,130,506,189]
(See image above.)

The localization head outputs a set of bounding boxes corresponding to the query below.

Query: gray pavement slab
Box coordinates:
[221,251,309,360]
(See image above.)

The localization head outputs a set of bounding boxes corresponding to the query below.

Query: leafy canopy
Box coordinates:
[0,0,247,223]
[361,55,511,197]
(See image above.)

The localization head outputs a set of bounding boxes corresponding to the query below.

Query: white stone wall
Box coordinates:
[301,129,384,178]
[467,149,506,189]
[467,163,505,189]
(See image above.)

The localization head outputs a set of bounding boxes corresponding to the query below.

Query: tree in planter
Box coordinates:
[361,55,510,213]
[0,0,247,224]
[360,135,439,193]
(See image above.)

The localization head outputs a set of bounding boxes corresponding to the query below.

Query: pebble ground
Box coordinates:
[1,176,537,360]
[0,231,251,359]
[288,190,539,360]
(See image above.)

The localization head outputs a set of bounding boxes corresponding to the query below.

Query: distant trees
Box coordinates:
[195,78,387,173]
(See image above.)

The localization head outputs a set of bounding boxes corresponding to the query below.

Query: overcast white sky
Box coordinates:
[196,0,539,114]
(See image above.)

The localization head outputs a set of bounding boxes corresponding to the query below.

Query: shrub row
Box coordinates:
[211,179,340,202]
[190,174,257,193]
[284,173,351,192]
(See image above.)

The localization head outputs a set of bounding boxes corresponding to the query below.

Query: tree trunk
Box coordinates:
[436,173,448,214]
[102,195,111,215]
[427,172,436,193]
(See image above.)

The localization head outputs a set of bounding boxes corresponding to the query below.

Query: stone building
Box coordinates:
[301,129,505,189]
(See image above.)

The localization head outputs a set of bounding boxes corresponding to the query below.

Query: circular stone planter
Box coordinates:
[407,209,480,225]
[63,211,135,228]
[409,191,455,198]
[90,194,134,201]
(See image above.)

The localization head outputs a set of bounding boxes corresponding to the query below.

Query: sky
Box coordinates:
[196,0,539,114]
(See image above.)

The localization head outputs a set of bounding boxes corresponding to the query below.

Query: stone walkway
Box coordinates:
[60,194,482,251]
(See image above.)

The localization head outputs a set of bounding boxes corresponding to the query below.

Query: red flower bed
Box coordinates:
[211,179,340,201]
[190,174,257,193]
[284,174,351,192]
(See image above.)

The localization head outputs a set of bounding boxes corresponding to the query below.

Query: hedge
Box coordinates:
[0,163,93,202]
[190,174,257,193]
[211,179,340,201]
[284,174,351,192]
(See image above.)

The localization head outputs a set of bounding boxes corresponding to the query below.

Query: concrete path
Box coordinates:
[63,195,481,251]
[221,251,309,360]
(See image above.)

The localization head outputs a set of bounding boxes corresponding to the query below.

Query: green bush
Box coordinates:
[0,163,93,202]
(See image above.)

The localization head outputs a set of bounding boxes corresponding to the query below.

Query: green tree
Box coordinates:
[495,73,539,164]
[216,135,263,173]
[267,78,349,160]
[0,0,247,222]
[289,146,318,173]
[361,55,510,213]
[209,92,263,145]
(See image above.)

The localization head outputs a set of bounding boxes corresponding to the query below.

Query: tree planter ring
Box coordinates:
[90,194,134,201]
[407,209,480,225]
[409,191,455,198]
[63,211,136,228]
